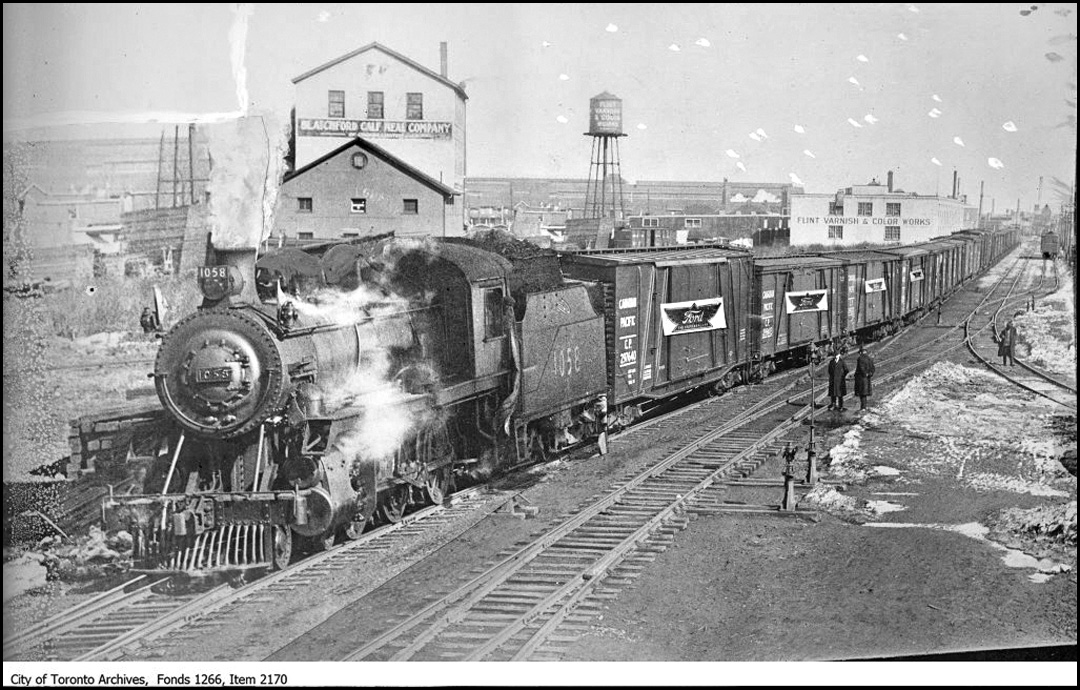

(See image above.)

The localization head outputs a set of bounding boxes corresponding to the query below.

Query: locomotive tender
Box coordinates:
[100,227,1018,572]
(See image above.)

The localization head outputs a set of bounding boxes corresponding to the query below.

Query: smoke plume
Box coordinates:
[207,113,289,249]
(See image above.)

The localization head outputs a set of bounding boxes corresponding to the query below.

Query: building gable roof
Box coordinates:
[284,137,458,198]
[292,42,468,101]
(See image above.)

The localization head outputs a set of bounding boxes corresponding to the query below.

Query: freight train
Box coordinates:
[98,227,1018,572]
[1041,230,1060,260]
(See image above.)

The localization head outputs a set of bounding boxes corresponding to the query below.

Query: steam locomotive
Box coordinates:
[100,227,1017,572]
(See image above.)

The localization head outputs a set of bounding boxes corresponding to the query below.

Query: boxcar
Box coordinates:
[952,230,987,277]
[949,231,980,281]
[1041,231,1060,260]
[559,245,754,410]
[815,249,904,338]
[882,244,931,318]
[751,256,845,361]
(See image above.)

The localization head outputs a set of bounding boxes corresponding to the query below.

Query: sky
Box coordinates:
[3,2,1077,210]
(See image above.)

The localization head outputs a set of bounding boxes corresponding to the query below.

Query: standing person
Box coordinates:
[855,345,875,411]
[140,307,159,336]
[827,350,849,411]
[998,320,1017,367]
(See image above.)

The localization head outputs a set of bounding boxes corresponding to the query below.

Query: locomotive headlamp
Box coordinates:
[197,265,245,301]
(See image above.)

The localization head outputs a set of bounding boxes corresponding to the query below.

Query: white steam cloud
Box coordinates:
[229,3,253,114]
[207,114,289,248]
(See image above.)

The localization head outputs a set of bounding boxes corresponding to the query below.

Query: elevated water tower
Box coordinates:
[583,92,626,220]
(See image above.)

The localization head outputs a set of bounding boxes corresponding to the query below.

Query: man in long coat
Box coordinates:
[997,320,1017,367]
[826,350,849,410]
[855,345,875,410]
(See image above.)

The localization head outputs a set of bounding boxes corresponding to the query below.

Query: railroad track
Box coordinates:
[98,487,515,661]
[334,373,823,662]
[965,258,1076,410]
[2,574,223,662]
[3,487,515,662]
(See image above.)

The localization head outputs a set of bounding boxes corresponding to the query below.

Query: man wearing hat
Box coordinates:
[855,344,876,411]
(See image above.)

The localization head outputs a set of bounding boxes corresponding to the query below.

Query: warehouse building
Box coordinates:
[290,41,467,236]
[273,137,458,241]
[789,173,978,246]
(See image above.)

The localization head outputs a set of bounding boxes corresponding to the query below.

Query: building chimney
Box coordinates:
[887,170,894,193]
[440,42,448,78]
[952,170,958,199]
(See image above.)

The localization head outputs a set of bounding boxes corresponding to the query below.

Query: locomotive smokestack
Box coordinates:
[440,42,448,78]
[215,246,259,302]
[887,170,894,193]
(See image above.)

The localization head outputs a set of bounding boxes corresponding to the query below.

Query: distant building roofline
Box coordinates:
[284,136,458,198]
[292,42,468,101]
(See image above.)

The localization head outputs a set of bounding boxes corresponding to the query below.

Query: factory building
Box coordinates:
[290,41,466,237]
[273,137,458,242]
[789,172,978,247]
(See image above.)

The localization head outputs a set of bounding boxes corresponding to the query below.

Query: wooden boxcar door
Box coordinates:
[788,267,824,345]
[663,264,721,382]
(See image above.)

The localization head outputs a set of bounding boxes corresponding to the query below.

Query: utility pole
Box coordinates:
[978,181,984,228]
[172,125,180,208]
[155,132,165,210]
[188,124,196,205]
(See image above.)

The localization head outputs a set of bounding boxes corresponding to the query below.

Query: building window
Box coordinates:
[828,201,844,215]
[483,287,505,339]
[643,217,659,228]
[884,226,901,242]
[886,202,901,217]
[828,225,844,239]
[406,92,423,120]
[350,198,367,214]
[328,90,345,118]
[298,197,313,213]
[857,202,873,217]
[684,218,702,228]
[403,199,419,215]
[367,91,384,119]
[298,232,314,240]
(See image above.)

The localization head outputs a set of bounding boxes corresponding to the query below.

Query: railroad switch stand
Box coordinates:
[780,443,798,512]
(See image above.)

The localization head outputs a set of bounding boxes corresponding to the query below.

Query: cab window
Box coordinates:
[483,287,505,339]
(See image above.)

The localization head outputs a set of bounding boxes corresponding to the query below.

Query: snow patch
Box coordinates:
[866,500,907,514]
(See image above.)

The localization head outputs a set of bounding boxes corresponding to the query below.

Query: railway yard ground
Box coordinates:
[3,245,1077,668]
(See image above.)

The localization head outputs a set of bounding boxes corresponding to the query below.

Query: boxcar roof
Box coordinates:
[813,249,902,261]
[559,244,751,267]
[881,245,930,257]
[752,256,845,269]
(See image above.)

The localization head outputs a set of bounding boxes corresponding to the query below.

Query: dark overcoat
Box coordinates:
[855,352,875,397]
[827,356,848,397]
[997,325,1016,357]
